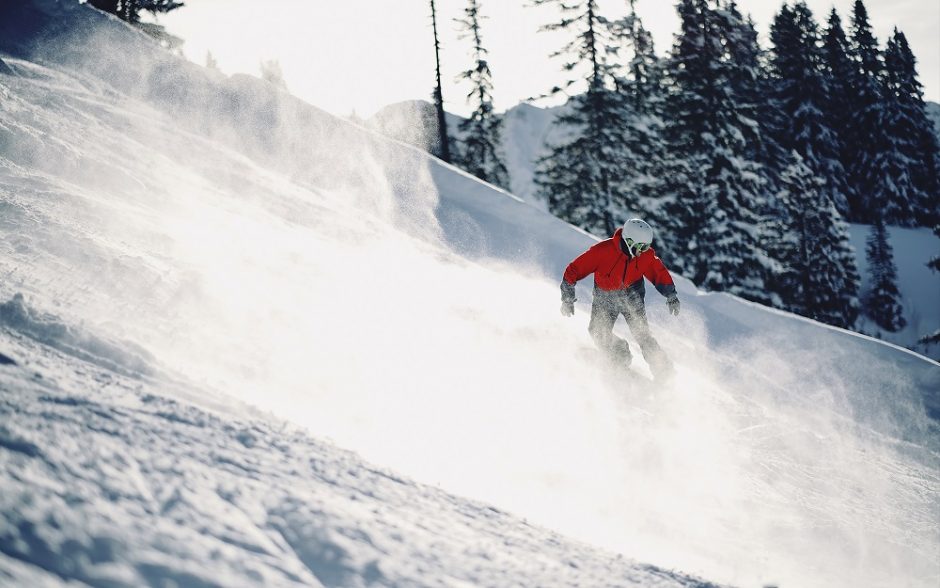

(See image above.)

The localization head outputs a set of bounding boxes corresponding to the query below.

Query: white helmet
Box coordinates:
[622,218,653,254]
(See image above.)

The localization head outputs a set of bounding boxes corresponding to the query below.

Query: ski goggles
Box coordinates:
[625,238,650,253]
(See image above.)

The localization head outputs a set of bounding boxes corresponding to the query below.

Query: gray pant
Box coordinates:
[589,286,671,375]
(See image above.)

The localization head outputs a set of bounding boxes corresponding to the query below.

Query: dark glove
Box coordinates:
[560,280,576,303]
[560,280,576,317]
[667,295,680,316]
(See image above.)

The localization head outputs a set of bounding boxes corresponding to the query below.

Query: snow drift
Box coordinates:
[2,329,716,587]
[1,1,938,587]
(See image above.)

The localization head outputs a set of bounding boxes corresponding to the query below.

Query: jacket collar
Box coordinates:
[613,227,653,259]
[613,228,634,258]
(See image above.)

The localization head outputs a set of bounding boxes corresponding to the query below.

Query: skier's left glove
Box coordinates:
[667,295,680,316]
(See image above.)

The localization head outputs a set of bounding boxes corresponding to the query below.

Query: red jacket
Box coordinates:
[564,228,676,295]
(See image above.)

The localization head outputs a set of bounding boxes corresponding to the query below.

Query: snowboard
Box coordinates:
[576,346,654,384]
[576,346,664,419]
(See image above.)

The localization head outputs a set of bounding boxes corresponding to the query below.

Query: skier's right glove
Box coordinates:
[667,295,681,316]
[560,280,576,317]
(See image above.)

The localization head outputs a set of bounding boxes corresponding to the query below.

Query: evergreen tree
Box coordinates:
[767,152,860,327]
[88,1,182,25]
[658,0,770,303]
[89,0,120,15]
[847,0,882,104]
[429,0,453,163]
[532,0,631,236]
[768,2,850,216]
[609,0,668,225]
[260,59,287,89]
[714,2,766,162]
[839,0,924,226]
[919,224,940,349]
[655,0,715,267]
[858,30,921,226]
[863,218,905,332]
[929,225,940,274]
[454,0,510,189]
[884,30,940,226]
[88,0,184,47]
[844,0,899,223]
[820,7,855,216]
[618,0,661,114]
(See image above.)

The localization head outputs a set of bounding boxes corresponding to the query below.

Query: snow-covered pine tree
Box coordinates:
[769,2,850,217]
[654,0,713,269]
[884,29,940,226]
[843,0,917,225]
[91,0,174,22]
[608,0,668,227]
[260,59,287,89]
[657,0,713,277]
[88,0,121,16]
[88,0,183,47]
[714,2,766,163]
[429,0,453,163]
[619,0,661,114]
[929,224,940,274]
[658,0,770,303]
[767,152,860,327]
[532,0,631,236]
[454,0,510,190]
[821,8,856,217]
[857,28,924,227]
[863,217,905,332]
[843,0,883,220]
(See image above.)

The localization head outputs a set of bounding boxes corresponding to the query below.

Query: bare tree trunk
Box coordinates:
[430,0,452,163]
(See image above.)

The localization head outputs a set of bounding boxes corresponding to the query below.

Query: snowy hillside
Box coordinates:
[0,315,710,587]
[926,101,940,139]
[488,98,940,355]
[848,224,940,359]
[2,2,939,588]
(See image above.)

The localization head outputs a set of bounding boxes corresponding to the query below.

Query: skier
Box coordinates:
[560,218,680,379]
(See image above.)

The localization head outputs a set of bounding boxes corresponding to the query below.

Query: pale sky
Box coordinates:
[158,0,939,119]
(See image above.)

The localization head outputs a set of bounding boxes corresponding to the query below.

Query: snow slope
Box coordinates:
[1,1,938,587]
[848,224,940,359]
[1,320,709,587]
